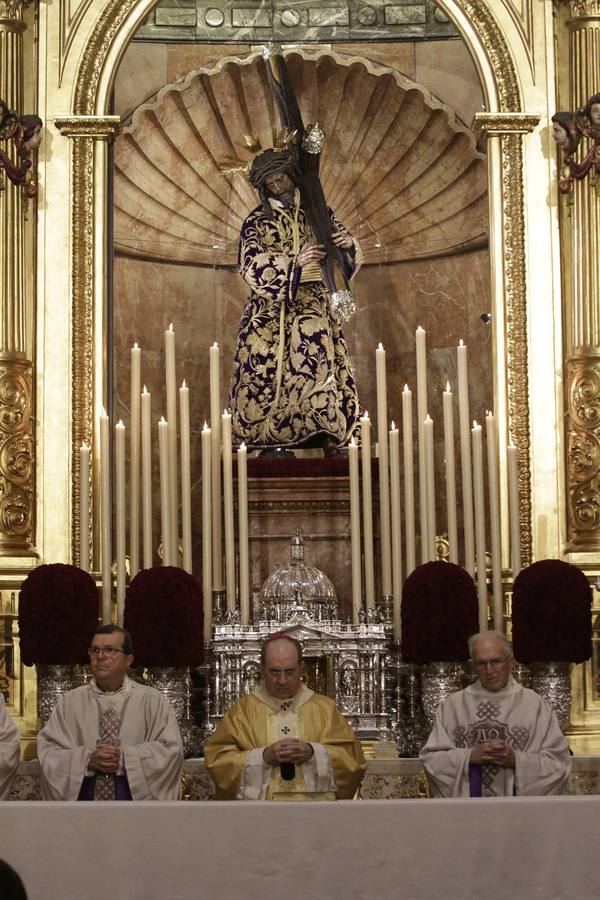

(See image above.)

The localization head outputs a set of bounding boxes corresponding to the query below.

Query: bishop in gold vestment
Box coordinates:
[204,635,365,800]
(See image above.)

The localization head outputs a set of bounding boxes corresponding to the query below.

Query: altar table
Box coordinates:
[1,796,599,900]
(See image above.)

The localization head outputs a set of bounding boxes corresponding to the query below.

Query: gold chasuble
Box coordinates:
[204,685,365,800]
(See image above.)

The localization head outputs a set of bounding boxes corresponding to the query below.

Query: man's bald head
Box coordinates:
[260,636,304,700]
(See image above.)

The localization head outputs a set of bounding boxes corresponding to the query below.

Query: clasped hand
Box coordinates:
[88,741,120,774]
[470,740,515,768]
[263,738,314,767]
[297,231,353,267]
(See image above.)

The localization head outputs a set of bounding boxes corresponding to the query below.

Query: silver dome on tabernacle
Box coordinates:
[257,531,339,624]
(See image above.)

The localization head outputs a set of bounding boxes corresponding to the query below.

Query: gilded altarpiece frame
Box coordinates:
[62,0,535,575]
[16,0,599,748]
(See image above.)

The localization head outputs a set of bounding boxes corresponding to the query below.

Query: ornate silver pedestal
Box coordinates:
[531,661,572,729]
[141,666,203,757]
[420,661,465,728]
[36,664,86,725]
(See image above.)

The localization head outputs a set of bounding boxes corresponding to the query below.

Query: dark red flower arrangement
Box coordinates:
[401,561,479,663]
[512,559,592,663]
[124,566,204,667]
[19,563,99,665]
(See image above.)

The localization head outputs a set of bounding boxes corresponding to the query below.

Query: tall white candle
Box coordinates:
[165,324,179,562]
[458,340,475,575]
[402,385,416,575]
[486,412,503,631]
[100,409,111,624]
[443,383,458,563]
[79,443,90,572]
[238,443,250,625]
[180,381,192,573]
[375,343,392,598]
[389,423,402,641]
[202,423,213,642]
[507,442,521,579]
[222,409,236,611]
[416,327,429,562]
[129,342,141,579]
[424,414,436,561]
[471,421,488,631]
[348,437,362,624]
[158,417,172,566]
[115,420,126,627]
[141,387,153,569]
[361,412,375,610]
[209,343,223,590]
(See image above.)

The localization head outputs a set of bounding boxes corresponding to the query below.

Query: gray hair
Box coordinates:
[468,630,512,659]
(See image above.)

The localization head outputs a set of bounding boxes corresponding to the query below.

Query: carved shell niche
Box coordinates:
[114,48,487,267]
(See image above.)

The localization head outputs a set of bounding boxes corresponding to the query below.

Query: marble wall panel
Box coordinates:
[114,39,482,128]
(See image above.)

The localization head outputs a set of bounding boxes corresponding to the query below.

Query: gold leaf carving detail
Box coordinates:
[502,133,532,566]
[473,114,540,136]
[462,0,521,112]
[566,358,600,544]
[570,0,600,15]
[74,0,138,116]
[70,136,95,564]
[55,117,122,139]
[0,358,33,546]
[0,1,33,19]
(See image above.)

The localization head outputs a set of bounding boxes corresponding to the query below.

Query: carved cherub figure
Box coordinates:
[552,94,600,195]
[0,100,43,199]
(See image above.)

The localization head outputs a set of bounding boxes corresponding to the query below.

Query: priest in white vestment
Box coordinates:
[0,693,20,800]
[37,624,183,801]
[204,634,366,800]
[420,630,571,797]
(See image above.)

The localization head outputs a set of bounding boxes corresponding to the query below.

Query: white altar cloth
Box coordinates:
[2,797,599,900]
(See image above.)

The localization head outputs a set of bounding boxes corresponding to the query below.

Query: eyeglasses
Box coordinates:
[472,655,512,671]
[88,646,126,658]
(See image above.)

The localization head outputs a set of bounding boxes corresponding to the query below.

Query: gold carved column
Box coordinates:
[564,2,600,549]
[54,116,121,566]
[474,113,540,569]
[0,0,35,554]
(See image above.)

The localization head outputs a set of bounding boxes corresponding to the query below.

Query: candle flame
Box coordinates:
[362,410,370,419]
[212,341,218,348]
[425,414,432,423]
[378,342,384,351]
[472,419,479,428]
[459,339,464,347]
[117,420,124,428]
[390,421,396,430]
[168,323,174,332]
[182,379,187,389]
[416,325,425,333]
[446,381,451,392]
[403,384,410,392]
[350,437,356,446]
[133,341,139,349]
[240,442,246,450]
[160,416,166,424]
[142,385,148,394]
[203,422,209,431]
